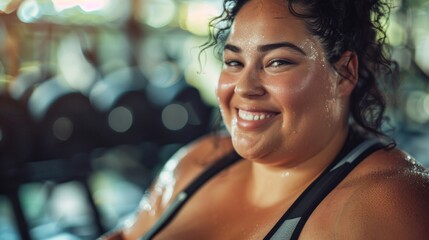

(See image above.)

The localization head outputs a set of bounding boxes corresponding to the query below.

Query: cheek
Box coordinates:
[270,67,337,114]
[216,74,233,103]
[296,71,339,124]
[216,74,235,119]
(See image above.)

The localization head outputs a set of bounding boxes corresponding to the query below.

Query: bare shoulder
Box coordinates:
[170,133,234,184]
[120,133,233,239]
[336,147,429,239]
[146,132,234,209]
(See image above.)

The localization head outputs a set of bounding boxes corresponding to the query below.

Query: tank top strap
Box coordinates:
[264,138,386,240]
[141,150,241,240]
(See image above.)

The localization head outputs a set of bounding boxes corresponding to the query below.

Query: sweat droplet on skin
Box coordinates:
[136,190,158,219]
[323,102,334,128]
[300,39,319,61]
[231,116,240,131]
[141,200,156,216]
[405,155,417,165]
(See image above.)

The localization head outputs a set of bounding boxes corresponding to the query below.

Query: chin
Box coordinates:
[232,137,274,161]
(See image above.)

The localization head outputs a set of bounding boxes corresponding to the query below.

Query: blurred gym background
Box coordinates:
[0,0,428,239]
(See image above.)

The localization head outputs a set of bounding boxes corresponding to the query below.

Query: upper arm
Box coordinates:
[335,170,429,239]
[120,134,233,239]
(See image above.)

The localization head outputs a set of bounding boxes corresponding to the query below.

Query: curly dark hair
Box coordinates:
[202,0,397,138]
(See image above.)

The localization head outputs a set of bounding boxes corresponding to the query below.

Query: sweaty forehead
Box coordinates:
[242,0,289,17]
[228,0,310,45]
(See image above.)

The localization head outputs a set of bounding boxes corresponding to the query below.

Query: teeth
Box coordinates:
[238,109,275,121]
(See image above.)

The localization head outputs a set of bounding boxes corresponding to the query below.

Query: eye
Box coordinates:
[267,59,295,68]
[224,60,243,68]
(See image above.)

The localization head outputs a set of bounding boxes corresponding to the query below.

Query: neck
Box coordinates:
[245,127,349,207]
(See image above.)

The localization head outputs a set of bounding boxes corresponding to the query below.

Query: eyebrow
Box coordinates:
[224,42,307,56]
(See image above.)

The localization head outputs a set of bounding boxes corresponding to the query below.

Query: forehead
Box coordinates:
[227,0,312,45]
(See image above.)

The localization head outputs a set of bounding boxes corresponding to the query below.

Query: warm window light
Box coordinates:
[180,1,222,36]
[52,0,77,12]
[0,0,13,13]
[79,0,109,12]
[52,0,110,12]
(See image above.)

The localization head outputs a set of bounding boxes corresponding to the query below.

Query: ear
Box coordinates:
[334,51,358,97]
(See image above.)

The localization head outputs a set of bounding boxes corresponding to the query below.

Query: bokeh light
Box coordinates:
[2,0,429,239]
[17,0,40,23]
[52,116,73,141]
[179,1,222,36]
[162,103,188,131]
[137,0,176,29]
[108,106,133,133]
[57,34,97,93]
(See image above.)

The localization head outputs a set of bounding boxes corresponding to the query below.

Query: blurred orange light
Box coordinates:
[0,0,15,14]
[180,1,222,36]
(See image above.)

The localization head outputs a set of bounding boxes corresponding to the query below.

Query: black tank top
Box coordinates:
[141,129,385,240]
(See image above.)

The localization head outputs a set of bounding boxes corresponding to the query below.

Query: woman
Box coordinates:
[102,0,429,239]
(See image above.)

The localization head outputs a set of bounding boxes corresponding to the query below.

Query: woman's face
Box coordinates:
[216,0,349,166]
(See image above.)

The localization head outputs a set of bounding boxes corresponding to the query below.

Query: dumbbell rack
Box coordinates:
[0,154,105,240]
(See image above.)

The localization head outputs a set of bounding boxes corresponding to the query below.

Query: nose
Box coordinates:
[234,69,265,97]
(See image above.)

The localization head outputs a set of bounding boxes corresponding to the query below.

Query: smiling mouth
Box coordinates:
[238,109,278,121]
